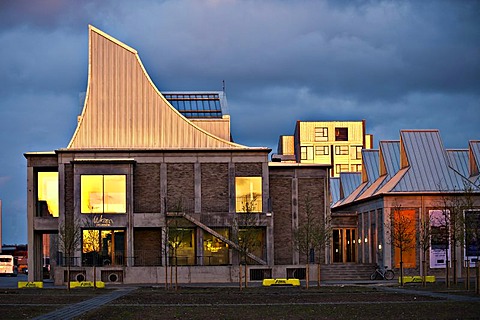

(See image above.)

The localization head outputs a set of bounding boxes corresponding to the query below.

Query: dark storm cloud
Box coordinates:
[0,0,479,244]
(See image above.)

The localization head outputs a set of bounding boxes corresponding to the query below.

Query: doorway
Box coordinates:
[332,228,357,263]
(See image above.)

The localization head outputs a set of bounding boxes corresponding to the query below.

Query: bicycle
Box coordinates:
[370,265,394,280]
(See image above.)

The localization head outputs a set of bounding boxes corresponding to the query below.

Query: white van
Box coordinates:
[0,255,18,277]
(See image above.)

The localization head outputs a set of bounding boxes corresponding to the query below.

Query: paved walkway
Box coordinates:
[377,286,480,302]
[32,287,137,320]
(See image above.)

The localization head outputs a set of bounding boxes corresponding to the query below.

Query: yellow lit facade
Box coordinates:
[275,120,373,177]
[37,172,59,217]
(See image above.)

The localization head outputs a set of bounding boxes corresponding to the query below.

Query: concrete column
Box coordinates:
[292,177,299,264]
[194,163,201,214]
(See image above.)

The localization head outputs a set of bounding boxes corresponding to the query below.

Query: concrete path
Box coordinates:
[32,287,137,320]
[377,286,480,302]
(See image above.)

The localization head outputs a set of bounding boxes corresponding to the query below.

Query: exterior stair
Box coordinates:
[316,263,377,281]
[166,212,267,265]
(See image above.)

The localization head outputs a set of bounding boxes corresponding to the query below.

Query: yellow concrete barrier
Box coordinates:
[70,281,105,288]
[262,278,300,286]
[18,281,43,288]
[400,276,436,284]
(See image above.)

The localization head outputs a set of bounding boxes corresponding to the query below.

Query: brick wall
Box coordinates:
[134,228,162,266]
[270,176,293,265]
[167,163,195,212]
[64,164,74,220]
[201,163,229,213]
[235,163,262,176]
[134,163,161,213]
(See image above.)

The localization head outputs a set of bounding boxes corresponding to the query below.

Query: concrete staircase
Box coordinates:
[318,263,376,281]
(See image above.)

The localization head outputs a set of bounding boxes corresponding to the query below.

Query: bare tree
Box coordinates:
[81,214,102,289]
[462,184,480,294]
[58,216,82,291]
[233,193,261,290]
[418,211,432,287]
[294,194,330,288]
[386,204,416,286]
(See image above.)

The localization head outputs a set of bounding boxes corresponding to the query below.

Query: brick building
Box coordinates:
[25,26,331,285]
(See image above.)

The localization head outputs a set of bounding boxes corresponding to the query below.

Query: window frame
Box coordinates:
[315,145,329,156]
[335,145,349,155]
[314,127,328,142]
[80,174,127,214]
[335,127,348,141]
[235,176,263,213]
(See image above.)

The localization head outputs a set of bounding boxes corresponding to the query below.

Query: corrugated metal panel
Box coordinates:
[470,141,480,176]
[330,177,341,206]
[190,118,231,141]
[380,141,400,176]
[362,149,379,183]
[67,26,250,150]
[339,172,362,198]
[447,149,469,177]
[394,130,466,191]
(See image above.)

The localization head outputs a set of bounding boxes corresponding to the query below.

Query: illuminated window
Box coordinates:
[335,145,349,155]
[203,228,229,265]
[37,172,59,217]
[300,146,314,160]
[352,146,362,159]
[335,128,348,141]
[82,229,125,266]
[315,146,329,155]
[335,164,349,174]
[235,177,262,212]
[169,227,195,265]
[81,175,126,214]
[315,127,328,141]
[238,227,265,263]
[351,164,362,172]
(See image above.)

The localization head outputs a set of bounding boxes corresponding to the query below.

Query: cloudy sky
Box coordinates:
[1,0,479,244]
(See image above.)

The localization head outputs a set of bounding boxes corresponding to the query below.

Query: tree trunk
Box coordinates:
[422,260,426,287]
[400,250,404,287]
[475,257,480,294]
[453,239,457,285]
[317,262,321,287]
[239,264,243,291]
[244,264,248,288]
[465,260,470,291]
[306,262,310,289]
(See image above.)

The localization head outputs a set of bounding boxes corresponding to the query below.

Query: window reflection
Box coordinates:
[235,177,262,212]
[169,227,195,266]
[82,229,125,266]
[203,229,229,265]
[81,175,126,214]
[37,172,59,217]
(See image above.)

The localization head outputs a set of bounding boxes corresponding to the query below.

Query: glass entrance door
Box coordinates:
[333,228,357,263]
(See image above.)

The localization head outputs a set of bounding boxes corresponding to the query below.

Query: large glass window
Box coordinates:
[81,175,126,214]
[169,227,195,265]
[235,177,262,213]
[82,229,125,266]
[203,228,229,265]
[238,227,265,264]
[37,172,59,217]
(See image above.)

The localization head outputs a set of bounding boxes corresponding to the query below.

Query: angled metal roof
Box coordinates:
[393,130,467,192]
[162,92,225,119]
[470,141,480,185]
[330,177,341,206]
[447,149,469,178]
[362,149,379,183]
[339,172,362,198]
[67,26,254,150]
[380,141,401,176]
